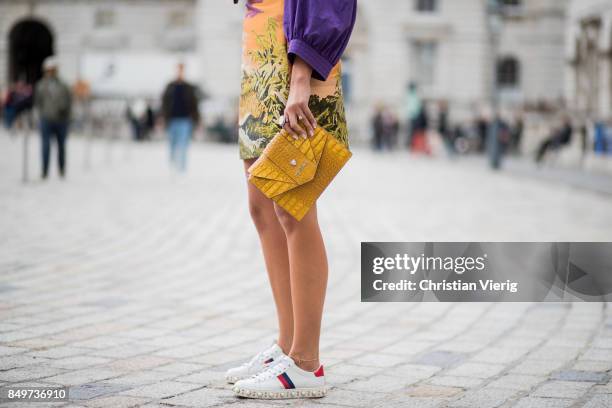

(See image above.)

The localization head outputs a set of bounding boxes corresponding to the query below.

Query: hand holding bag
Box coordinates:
[247,127,352,221]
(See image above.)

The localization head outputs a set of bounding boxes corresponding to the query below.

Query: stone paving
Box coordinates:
[1,134,611,408]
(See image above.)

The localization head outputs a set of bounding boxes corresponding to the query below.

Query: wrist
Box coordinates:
[291,56,312,83]
[291,74,310,87]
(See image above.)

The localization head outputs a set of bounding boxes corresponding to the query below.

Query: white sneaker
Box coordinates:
[233,355,326,399]
[225,343,284,384]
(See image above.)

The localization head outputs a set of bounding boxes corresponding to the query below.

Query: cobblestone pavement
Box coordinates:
[1,135,611,408]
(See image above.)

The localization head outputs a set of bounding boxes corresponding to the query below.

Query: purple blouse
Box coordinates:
[284,0,357,81]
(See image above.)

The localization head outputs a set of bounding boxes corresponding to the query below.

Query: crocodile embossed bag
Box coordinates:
[247,127,352,221]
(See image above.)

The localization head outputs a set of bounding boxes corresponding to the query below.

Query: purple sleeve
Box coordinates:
[284,0,357,81]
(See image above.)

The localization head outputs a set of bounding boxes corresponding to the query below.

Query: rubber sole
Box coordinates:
[233,385,327,399]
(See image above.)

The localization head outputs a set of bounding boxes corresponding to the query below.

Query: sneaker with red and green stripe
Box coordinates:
[233,355,326,399]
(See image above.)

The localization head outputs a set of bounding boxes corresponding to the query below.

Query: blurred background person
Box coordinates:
[34,57,72,179]
[452,122,470,154]
[161,62,200,173]
[497,115,512,155]
[437,100,455,156]
[2,84,16,131]
[143,100,156,141]
[509,113,524,155]
[72,76,91,133]
[594,120,612,154]
[372,103,385,150]
[475,111,489,153]
[2,79,34,133]
[126,98,147,141]
[536,115,573,164]
[386,106,400,150]
[579,120,589,158]
[410,100,430,155]
[2,85,13,131]
[404,82,421,149]
[488,113,511,169]
[371,103,398,151]
[208,114,236,144]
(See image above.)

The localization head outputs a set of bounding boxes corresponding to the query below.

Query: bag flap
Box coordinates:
[249,175,298,199]
[247,128,334,200]
[248,158,300,198]
[308,127,328,165]
[259,130,318,185]
[248,155,297,185]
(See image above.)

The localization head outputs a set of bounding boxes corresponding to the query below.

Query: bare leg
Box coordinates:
[273,203,328,372]
[243,160,293,353]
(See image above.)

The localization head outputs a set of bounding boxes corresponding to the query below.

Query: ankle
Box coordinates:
[294,359,320,372]
[289,352,320,372]
[277,339,292,355]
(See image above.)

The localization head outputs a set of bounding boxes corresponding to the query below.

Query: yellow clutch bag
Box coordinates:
[248,127,352,221]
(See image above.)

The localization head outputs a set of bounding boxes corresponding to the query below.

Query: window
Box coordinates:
[500,0,521,6]
[498,0,523,15]
[167,10,189,28]
[94,9,115,28]
[415,0,437,13]
[497,57,520,88]
[412,41,437,88]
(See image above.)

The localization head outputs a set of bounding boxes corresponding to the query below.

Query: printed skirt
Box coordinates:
[238,0,349,160]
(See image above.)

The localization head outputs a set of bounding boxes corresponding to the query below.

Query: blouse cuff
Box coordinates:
[287,39,334,81]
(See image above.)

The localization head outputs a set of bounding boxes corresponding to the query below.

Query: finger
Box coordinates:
[303,104,317,131]
[283,114,299,140]
[284,122,299,140]
[278,112,295,137]
[297,106,314,137]
[287,110,307,139]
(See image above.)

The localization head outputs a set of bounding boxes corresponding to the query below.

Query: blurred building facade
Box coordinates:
[368,0,568,135]
[198,0,569,140]
[566,0,612,120]
[0,0,198,97]
[1,0,570,141]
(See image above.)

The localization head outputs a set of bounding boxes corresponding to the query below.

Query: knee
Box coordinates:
[248,199,274,232]
[274,205,299,235]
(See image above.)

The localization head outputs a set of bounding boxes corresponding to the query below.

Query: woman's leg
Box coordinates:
[273,203,328,372]
[243,160,294,353]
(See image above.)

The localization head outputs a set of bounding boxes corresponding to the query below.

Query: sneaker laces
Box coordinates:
[239,348,272,370]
